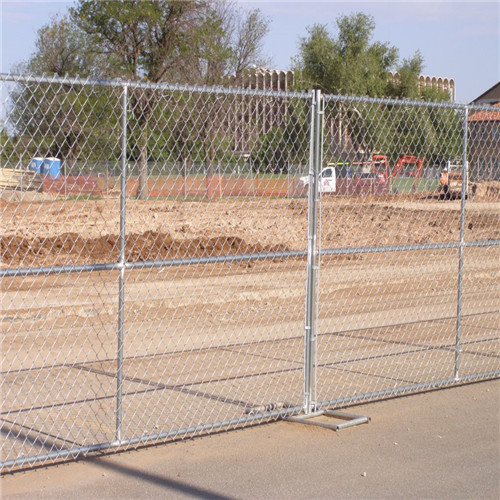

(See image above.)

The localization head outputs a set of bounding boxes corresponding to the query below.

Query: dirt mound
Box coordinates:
[2,197,499,269]
[471,181,500,200]
[0,232,289,268]
[0,189,56,203]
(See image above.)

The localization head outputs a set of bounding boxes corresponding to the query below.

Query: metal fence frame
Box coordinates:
[1,73,499,471]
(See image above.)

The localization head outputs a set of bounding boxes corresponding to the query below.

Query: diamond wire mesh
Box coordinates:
[1,74,499,471]
[460,106,500,380]
[117,85,312,441]
[314,96,500,408]
[2,76,126,468]
[1,75,311,470]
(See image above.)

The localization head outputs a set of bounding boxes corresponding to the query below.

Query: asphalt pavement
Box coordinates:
[2,379,499,499]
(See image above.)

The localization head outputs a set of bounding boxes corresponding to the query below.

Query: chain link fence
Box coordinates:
[1,74,499,471]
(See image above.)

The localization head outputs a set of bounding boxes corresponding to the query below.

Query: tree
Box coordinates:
[10,1,270,197]
[183,2,269,85]
[6,15,119,172]
[67,0,270,199]
[293,13,398,97]
[69,1,209,198]
[28,14,107,78]
[293,12,459,171]
[153,2,270,190]
[228,7,270,78]
[0,125,17,165]
[30,15,124,167]
[388,51,424,100]
[249,101,310,174]
[292,13,399,162]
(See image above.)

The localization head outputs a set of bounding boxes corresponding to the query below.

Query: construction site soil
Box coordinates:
[1,188,499,268]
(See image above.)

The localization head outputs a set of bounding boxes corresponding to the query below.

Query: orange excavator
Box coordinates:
[370,154,425,191]
[390,155,425,181]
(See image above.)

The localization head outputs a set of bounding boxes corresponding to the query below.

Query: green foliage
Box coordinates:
[9,79,122,169]
[68,1,270,197]
[292,12,460,170]
[420,87,453,103]
[293,13,398,97]
[69,1,269,85]
[9,12,123,169]
[250,102,310,173]
[389,52,424,99]
[292,24,336,91]
[0,127,15,164]
[64,194,103,201]
[28,14,106,77]
[10,1,270,198]
[70,0,206,82]
[250,126,288,173]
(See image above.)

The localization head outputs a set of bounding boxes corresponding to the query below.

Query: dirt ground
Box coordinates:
[1,191,499,268]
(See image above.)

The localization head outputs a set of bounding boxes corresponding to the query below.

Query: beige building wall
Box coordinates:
[387,72,455,101]
[229,68,455,102]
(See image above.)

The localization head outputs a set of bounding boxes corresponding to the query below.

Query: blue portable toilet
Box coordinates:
[29,157,44,173]
[42,157,61,178]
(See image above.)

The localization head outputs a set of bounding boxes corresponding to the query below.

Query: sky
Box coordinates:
[1,0,499,104]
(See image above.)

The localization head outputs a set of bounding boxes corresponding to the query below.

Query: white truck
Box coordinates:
[298,165,337,193]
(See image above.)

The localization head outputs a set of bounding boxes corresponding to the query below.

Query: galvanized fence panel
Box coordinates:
[116,83,313,444]
[1,74,313,470]
[2,77,127,468]
[314,95,500,409]
[1,73,499,471]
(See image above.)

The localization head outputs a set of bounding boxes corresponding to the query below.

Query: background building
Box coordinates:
[387,72,455,102]
[226,68,457,165]
[468,82,500,181]
[224,68,294,158]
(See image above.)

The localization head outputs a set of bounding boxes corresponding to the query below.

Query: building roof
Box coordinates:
[468,103,500,122]
[470,81,500,104]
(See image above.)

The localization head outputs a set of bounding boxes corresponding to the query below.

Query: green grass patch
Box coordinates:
[391,178,439,193]
[64,194,104,201]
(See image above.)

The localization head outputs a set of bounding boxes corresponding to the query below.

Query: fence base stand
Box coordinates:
[286,410,370,431]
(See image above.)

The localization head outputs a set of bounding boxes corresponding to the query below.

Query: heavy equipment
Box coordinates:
[368,154,425,193]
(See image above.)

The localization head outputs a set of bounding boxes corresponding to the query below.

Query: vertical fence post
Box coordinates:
[455,105,469,380]
[304,89,321,414]
[116,84,128,442]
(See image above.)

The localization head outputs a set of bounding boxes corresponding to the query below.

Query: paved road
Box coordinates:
[2,379,499,499]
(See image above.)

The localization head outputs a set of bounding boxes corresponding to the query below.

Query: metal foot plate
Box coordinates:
[286,409,370,431]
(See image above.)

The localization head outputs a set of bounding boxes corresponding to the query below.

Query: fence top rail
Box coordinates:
[3,72,498,112]
[3,72,498,113]
[0,72,311,100]
[322,91,491,112]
